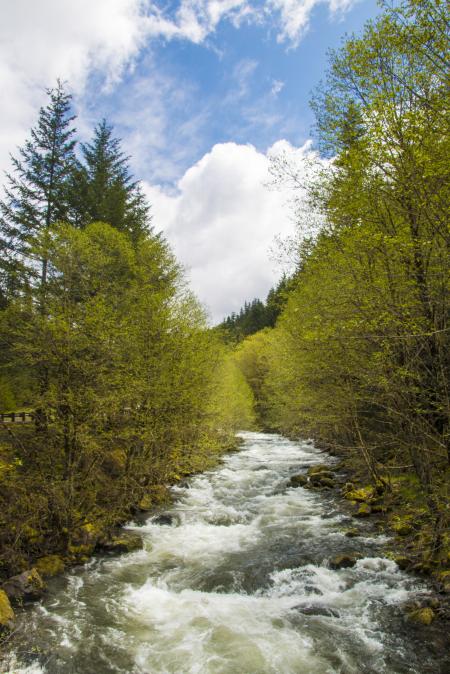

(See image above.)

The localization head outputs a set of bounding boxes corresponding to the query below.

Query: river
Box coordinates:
[3,432,448,673]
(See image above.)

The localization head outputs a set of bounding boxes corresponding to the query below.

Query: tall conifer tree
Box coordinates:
[70,120,151,243]
[0,80,77,294]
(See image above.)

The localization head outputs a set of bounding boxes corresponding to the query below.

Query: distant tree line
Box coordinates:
[218,275,295,342]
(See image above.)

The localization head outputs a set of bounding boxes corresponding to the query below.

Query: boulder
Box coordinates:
[344,528,360,538]
[394,556,412,571]
[330,553,362,570]
[353,503,371,518]
[35,555,65,578]
[139,484,171,511]
[344,487,374,503]
[152,513,176,526]
[138,495,153,511]
[296,605,340,618]
[307,464,332,477]
[289,474,308,487]
[0,589,14,629]
[98,530,143,553]
[68,522,102,559]
[2,568,45,602]
[317,477,335,489]
[138,494,153,512]
[310,470,334,481]
[391,520,413,536]
[408,607,436,626]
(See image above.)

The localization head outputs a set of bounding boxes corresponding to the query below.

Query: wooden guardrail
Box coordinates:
[0,412,34,424]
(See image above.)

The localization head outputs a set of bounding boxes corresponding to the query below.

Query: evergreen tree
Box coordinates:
[0,81,77,293]
[70,120,150,243]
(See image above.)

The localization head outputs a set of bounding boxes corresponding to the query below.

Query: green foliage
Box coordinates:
[208,345,256,433]
[0,80,77,295]
[69,120,151,242]
[218,275,293,342]
[234,0,449,555]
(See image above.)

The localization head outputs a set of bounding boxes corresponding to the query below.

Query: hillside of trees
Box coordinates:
[218,275,295,342]
[0,83,254,580]
[230,0,449,576]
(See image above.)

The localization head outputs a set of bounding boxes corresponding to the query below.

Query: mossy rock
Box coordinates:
[318,477,335,489]
[354,503,371,518]
[344,487,374,503]
[146,484,171,505]
[139,486,171,510]
[138,494,153,511]
[98,530,143,554]
[35,555,65,578]
[0,589,14,628]
[67,543,95,561]
[408,607,435,626]
[307,464,332,477]
[435,570,450,593]
[394,556,412,571]
[390,516,413,536]
[2,568,45,602]
[330,553,362,569]
[70,521,103,554]
[410,562,432,575]
[344,528,360,538]
[289,474,308,487]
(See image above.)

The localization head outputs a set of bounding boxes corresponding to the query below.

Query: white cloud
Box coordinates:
[271,79,285,96]
[0,0,356,176]
[269,0,355,46]
[0,0,150,175]
[144,140,316,322]
[145,1,251,43]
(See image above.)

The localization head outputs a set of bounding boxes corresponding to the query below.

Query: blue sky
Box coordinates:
[0,0,380,321]
[80,0,378,185]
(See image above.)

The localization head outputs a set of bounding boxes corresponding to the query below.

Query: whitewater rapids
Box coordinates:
[3,432,447,673]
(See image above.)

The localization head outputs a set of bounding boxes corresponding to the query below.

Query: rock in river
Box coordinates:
[2,568,45,602]
[330,553,362,569]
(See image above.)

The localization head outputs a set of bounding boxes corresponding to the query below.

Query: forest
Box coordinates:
[0,85,254,582]
[229,0,449,580]
[0,0,448,627]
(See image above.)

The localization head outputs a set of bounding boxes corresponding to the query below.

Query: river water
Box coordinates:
[3,432,448,673]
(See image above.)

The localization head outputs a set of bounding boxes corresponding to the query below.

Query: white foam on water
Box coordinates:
[124,581,332,674]
[2,432,438,674]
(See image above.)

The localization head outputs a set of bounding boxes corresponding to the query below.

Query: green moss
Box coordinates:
[344,487,374,502]
[393,556,412,570]
[0,589,14,628]
[138,495,153,511]
[67,543,94,557]
[390,515,414,536]
[35,555,65,578]
[354,503,371,517]
[408,607,435,626]
[307,464,332,476]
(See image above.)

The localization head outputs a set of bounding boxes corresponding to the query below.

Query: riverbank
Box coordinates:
[287,451,450,625]
[2,432,449,674]
[0,432,241,640]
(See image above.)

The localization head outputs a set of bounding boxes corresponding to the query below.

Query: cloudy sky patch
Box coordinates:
[0,0,378,321]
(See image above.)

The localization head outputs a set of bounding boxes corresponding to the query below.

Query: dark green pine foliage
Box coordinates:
[219,275,293,342]
[71,120,151,243]
[0,80,77,296]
